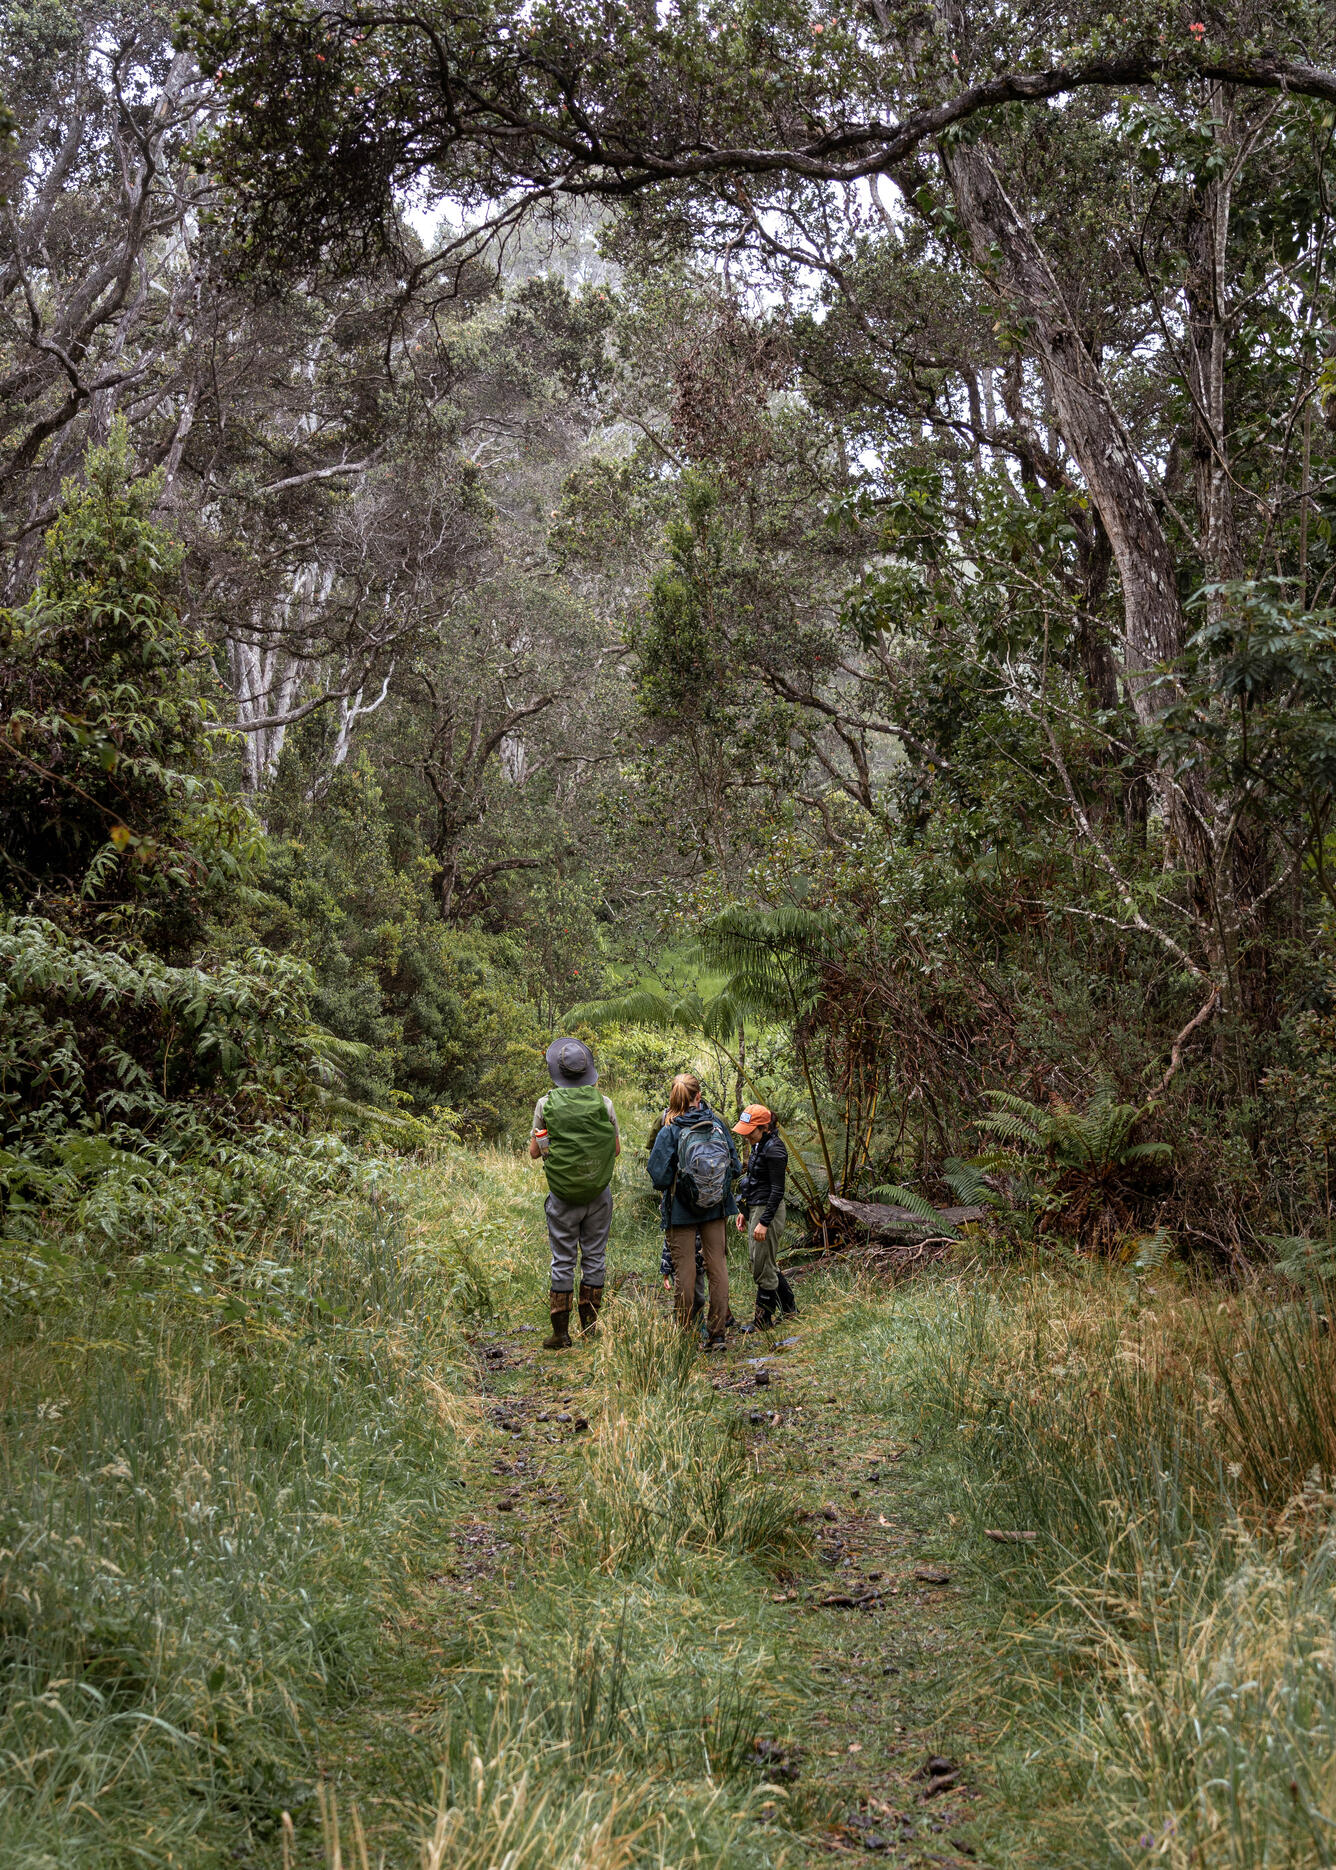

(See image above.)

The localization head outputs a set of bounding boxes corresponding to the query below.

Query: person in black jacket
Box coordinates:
[732,1104,798,1332]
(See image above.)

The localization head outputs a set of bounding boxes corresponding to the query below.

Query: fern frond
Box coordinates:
[1120,1141,1173,1165]
[976,1111,1045,1149]
[1130,1228,1173,1272]
[982,1090,1049,1124]
[696,906,842,1018]
[568,983,747,1042]
[567,988,684,1031]
[941,1158,996,1206]
[1268,1234,1336,1290]
[868,1183,949,1225]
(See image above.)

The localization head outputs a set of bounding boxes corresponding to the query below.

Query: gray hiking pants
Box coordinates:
[545,1185,612,1293]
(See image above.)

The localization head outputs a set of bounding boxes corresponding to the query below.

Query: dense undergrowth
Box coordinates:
[839,1256,1336,1868]
[10,1108,1336,1868]
[0,1134,818,1869]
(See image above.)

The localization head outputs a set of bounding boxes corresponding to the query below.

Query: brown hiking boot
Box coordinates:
[741,1290,779,1335]
[543,1291,573,1351]
[577,1283,604,1337]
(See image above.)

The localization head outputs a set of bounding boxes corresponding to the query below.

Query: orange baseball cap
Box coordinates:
[732,1104,772,1135]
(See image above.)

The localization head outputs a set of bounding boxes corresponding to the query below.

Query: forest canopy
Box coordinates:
[2,0,1336,1260]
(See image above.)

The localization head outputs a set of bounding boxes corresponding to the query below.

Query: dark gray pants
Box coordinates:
[545,1186,612,1292]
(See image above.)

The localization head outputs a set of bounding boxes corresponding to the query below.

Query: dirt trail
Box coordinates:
[428,1287,991,1867]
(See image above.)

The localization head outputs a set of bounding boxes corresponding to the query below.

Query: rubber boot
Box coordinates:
[741,1289,779,1335]
[776,1270,798,1317]
[578,1283,604,1337]
[543,1290,573,1351]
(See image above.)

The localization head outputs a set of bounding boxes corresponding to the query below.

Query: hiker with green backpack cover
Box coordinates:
[529,1037,620,1349]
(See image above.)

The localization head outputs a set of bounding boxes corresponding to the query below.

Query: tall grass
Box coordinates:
[0,1170,471,1867]
[856,1265,1336,1867]
[577,1297,803,1571]
[316,1280,813,1870]
[1,1132,810,1867]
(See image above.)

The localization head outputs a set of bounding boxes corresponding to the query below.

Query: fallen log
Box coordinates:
[827,1194,987,1241]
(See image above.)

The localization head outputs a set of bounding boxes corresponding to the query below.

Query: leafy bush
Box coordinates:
[975,1089,1173,1249]
[0,913,351,1261]
[0,420,260,955]
[0,915,331,1151]
[250,764,550,1134]
[588,1023,695,1111]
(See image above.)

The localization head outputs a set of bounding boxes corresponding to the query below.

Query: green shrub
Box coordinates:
[0,419,260,954]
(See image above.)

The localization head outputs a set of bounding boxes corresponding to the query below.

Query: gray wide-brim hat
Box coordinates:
[545,1036,599,1087]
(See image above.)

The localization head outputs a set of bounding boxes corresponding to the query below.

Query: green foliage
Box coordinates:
[975,1089,1173,1250]
[0,915,330,1153]
[1163,581,1336,910]
[0,912,360,1261]
[0,1187,468,1866]
[633,475,740,729]
[254,764,550,1135]
[569,981,745,1045]
[1268,1231,1336,1291]
[867,1183,946,1225]
[696,905,839,1023]
[940,1157,998,1208]
[0,422,261,954]
[584,1022,693,1110]
[0,441,375,1247]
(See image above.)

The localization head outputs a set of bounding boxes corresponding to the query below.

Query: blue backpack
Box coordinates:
[674,1113,732,1216]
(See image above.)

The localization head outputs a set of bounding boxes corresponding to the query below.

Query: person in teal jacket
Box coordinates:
[647,1072,741,1351]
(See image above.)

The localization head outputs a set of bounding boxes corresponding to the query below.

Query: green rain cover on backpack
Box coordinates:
[543,1085,617,1203]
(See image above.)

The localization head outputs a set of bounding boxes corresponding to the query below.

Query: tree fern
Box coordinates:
[1120,1140,1174,1165]
[973,1085,1173,1250]
[566,983,746,1043]
[696,905,843,1019]
[976,1105,1045,1150]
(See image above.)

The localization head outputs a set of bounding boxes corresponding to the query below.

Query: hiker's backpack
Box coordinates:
[674,1114,732,1217]
[543,1085,617,1204]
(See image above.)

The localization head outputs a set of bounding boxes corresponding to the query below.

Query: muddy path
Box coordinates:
[429,1281,994,1867]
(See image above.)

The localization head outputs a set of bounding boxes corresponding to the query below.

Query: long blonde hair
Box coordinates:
[667,1072,702,1115]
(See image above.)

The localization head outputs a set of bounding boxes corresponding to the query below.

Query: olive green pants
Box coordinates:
[745,1199,786,1296]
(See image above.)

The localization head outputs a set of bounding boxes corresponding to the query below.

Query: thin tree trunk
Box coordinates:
[944,145,1189,715]
[943,142,1228,967]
